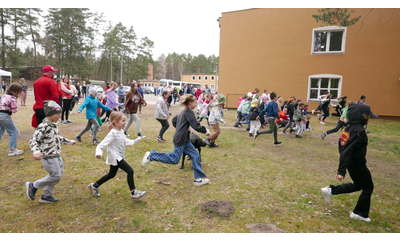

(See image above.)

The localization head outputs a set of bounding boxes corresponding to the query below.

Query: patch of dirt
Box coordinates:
[199,200,235,218]
[245,223,286,233]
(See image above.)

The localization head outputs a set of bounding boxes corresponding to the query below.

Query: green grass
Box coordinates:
[0,93,399,233]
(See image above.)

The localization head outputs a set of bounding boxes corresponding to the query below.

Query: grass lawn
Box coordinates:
[0,92,399,233]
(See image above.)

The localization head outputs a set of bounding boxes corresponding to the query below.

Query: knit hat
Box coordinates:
[217,94,226,105]
[89,87,97,95]
[44,100,62,117]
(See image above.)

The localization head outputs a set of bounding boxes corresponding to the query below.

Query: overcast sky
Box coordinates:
[4,1,395,60]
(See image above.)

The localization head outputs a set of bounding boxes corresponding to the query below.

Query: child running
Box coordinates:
[198,93,211,126]
[26,100,76,203]
[321,101,354,140]
[141,94,211,187]
[291,102,307,138]
[248,99,262,137]
[205,94,226,147]
[88,111,147,201]
[75,87,111,145]
[124,83,146,137]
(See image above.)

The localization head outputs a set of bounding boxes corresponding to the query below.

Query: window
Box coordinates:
[191,75,195,80]
[210,84,215,90]
[152,83,154,87]
[307,74,342,101]
[198,76,201,80]
[204,76,208,81]
[312,26,346,54]
[211,76,215,81]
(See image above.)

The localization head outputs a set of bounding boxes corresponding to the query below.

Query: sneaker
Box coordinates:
[61,120,68,124]
[289,128,293,134]
[320,121,326,125]
[249,133,253,137]
[131,189,147,201]
[92,139,100,145]
[39,195,60,203]
[349,211,371,222]
[66,120,73,124]
[321,186,332,205]
[75,135,82,142]
[25,182,37,200]
[8,149,23,156]
[295,135,302,138]
[194,178,210,187]
[210,142,218,147]
[273,141,282,146]
[69,111,73,114]
[317,114,321,121]
[204,138,211,146]
[104,117,109,123]
[233,125,239,128]
[282,130,286,134]
[254,131,259,139]
[238,123,243,128]
[156,136,165,142]
[88,183,100,197]
[137,133,143,137]
[125,132,130,137]
[321,131,327,140]
[141,151,150,167]
[312,110,315,115]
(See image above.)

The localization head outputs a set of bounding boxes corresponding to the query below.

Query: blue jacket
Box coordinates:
[117,87,125,97]
[259,100,279,119]
[78,95,110,119]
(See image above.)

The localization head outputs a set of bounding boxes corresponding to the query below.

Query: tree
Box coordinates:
[312,8,361,27]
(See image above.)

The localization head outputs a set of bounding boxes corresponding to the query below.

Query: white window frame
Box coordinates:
[204,75,208,81]
[307,74,342,101]
[311,26,347,55]
[211,75,215,81]
[192,75,195,80]
[210,84,215,90]
[198,75,202,80]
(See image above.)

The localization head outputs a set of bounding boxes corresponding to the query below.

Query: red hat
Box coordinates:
[43,65,58,73]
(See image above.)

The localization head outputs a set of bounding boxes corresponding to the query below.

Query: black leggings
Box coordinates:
[322,106,329,121]
[96,159,135,191]
[102,108,117,122]
[62,99,71,121]
[156,118,169,138]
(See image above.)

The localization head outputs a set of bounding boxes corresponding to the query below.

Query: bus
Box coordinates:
[158,79,201,91]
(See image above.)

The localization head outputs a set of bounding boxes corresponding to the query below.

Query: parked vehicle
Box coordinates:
[93,85,104,93]
[142,86,152,94]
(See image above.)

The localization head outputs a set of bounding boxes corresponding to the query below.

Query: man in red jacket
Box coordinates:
[32,65,59,128]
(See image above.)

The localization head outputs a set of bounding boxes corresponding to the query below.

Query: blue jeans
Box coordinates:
[149,142,207,179]
[0,112,18,149]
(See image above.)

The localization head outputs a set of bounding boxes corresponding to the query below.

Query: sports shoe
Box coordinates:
[8,149,23,156]
[204,138,211,146]
[321,131,327,140]
[61,120,68,124]
[317,114,321,121]
[295,135,302,138]
[69,111,73,115]
[320,121,326,125]
[194,178,210,186]
[125,132,130,137]
[289,128,293,134]
[273,141,282,146]
[141,151,150,167]
[254,131,259,139]
[66,120,73,123]
[156,136,165,142]
[321,186,332,205]
[131,189,147,201]
[92,139,100,145]
[350,211,371,222]
[210,142,218,147]
[75,135,82,142]
[88,183,100,197]
[137,133,143,137]
[26,182,37,200]
[312,110,315,115]
[249,133,253,137]
[39,195,60,203]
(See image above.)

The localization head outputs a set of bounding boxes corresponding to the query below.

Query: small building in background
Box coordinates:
[181,74,219,91]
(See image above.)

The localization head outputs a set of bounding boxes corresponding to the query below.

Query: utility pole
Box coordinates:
[120,53,123,84]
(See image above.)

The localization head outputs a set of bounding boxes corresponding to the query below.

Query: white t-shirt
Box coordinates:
[95,129,141,166]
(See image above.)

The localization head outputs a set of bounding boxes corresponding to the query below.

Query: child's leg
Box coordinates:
[76,120,93,137]
[209,124,220,142]
[132,113,142,135]
[183,142,207,179]
[249,120,256,134]
[296,121,303,135]
[91,118,100,140]
[124,113,134,133]
[117,159,136,191]
[34,157,64,196]
[95,164,119,187]
[254,120,261,132]
[149,145,185,164]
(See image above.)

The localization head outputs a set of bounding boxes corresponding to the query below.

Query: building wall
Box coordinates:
[218,8,400,116]
[181,74,219,90]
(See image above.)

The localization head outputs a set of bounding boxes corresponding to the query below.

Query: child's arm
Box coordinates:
[124,136,145,146]
[29,125,44,160]
[77,99,89,113]
[97,99,111,112]
[95,133,113,159]
[59,136,76,145]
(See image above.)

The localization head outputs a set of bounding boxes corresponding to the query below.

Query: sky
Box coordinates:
[4,1,396,60]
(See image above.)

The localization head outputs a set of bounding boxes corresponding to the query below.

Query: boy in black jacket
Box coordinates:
[248,99,262,137]
[321,103,374,222]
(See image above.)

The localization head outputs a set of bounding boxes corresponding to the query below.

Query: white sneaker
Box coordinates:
[141,151,150,167]
[8,149,23,156]
[312,110,315,115]
[194,178,210,186]
[70,111,73,114]
[350,211,371,222]
[320,121,326,125]
[131,189,147,201]
[321,186,332,205]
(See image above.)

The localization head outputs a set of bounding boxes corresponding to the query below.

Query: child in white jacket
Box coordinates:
[205,94,226,148]
[88,111,146,201]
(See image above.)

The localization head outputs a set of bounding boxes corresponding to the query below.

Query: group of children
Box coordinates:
[0,80,373,223]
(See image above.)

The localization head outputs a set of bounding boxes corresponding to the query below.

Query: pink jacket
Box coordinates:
[0,94,18,114]
[197,94,204,104]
